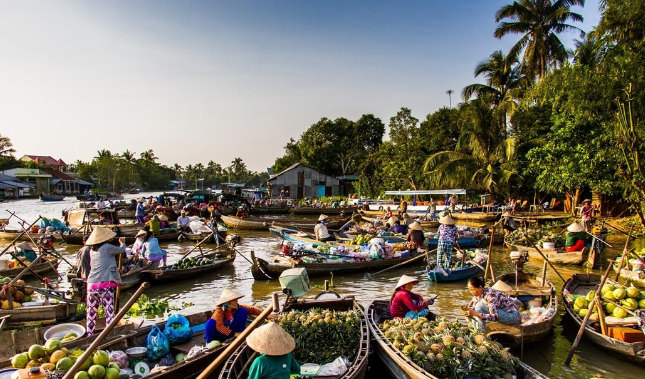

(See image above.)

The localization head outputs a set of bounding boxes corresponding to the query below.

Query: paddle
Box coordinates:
[63,282,150,379]
[364,248,437,279]
[564,261,614,366]
[614,226,634,281]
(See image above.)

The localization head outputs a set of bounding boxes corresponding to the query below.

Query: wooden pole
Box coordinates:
[196,304,274,379]
[0,216,42,258]
[484,227,495,282]
[520,229,566,283]
[614,226,634,281]
[63,282,150,379]
[181,231,216,259]
[114,254,124,313]
[541,261,548,287]
[564,262,614,366]
[366,249,436,279]
[595,292,608,336]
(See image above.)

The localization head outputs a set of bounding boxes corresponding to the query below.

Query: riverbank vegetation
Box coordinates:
[272,0,645,221]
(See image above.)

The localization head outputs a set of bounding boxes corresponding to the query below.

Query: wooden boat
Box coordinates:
[61,228,180,245]
[249,204,290,215]
[0,310,234,379]
[269,226,363,249]
[360,215,439,229]
[218,295,369,379]
[288,206,356,215]
[39,194,65,201]
[450,211,500,222]
[0,301,77,328]
[76,192,123,201]
[612,257,645,288]
[366,300,548,378]
[250,249,423,280]
[0,256,59,278]
[507,243,595,266]
[220,215,271,231]
[272,215,350,231]
[426,252,487,282]
[0,229,65,242]
[116,208,136,219]
[0,317,140,361]
[482,271,557,346]
[66,261,155,290]
[562,273,645,364]
[141,247,236,283]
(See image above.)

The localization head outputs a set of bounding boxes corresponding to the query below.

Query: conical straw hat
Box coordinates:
[135,230,147,237]
[16,241,34,251]
[567,222,584,233]
[318,214,329,221]
[409,221,422,231]
[216,288,244,306]
[246,322,295,356]
[395,275,419,290]
[502,211,512,217]
[156,213,168,221]
[85,227,117,246]
[386,216,398,225]
[492,280,514,292]
[439,214,455,225]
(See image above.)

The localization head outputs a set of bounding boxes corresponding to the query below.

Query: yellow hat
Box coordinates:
[246,322,295,356]
[85,227,117,245]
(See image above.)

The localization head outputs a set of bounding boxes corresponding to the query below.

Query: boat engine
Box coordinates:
[510,250,528,271]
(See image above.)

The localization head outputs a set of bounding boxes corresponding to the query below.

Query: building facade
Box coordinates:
[267,163,341,199]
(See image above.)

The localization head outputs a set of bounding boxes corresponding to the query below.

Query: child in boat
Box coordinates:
[462,276,521,325]
[565,222,589,251]
[205,289,263,343]
[246,322,301,379]
[390,275,434,319]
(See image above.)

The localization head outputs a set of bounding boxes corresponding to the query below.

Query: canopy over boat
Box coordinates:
[384,189,467,196]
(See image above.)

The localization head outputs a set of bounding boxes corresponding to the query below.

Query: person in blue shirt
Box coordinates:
[247,322,300,379]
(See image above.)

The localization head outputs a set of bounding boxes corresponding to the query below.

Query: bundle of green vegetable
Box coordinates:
[379,317,517,379]
[276,308,360,364]
[505,226,565,247]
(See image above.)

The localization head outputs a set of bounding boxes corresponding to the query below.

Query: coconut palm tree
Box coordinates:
[495,0,585,80]
[0,134,15,156]
[423,99,518,196]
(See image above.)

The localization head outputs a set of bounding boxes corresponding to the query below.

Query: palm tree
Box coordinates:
[446,90,454,108]
[140,149,157,163]
[423,99,518,196]
[0,134,15,156]
[495,0,585,80]
[572,34,605,67]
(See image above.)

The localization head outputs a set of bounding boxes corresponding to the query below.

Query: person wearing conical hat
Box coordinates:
[406,221,425,249]
[389,275,434,319]
[436,212,457,271]
[339,213,364,233]
[247,322,301,379]
[501,211,518,236]
[135,198,147,223]
[14,241,37,263]
[565,222,589,252]
[205,288,264,344]
[140,230,168,268]
[580,199,596,230]
[145,215,161,235]
[389,217,408,235]
[85,228,127,336]
[462,276,521,325]
[314,214,335,242]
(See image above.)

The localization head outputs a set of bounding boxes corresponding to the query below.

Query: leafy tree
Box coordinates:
[419,107,462,154]
[495,0,585,79]
[0,134,15,156]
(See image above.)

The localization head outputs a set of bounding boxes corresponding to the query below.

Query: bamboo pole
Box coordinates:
[63,282,150,379]
[520,229,565,283]
[614,226,634,281]
[595,292,608,336]
[564,262,614,366]
[483,227,495,282]
[197,304,275,379]
[365,249,436,279]
[0,216,42,258]
[541,261,548,287]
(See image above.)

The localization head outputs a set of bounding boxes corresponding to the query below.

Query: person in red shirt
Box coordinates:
[389,275,434,319]
[205,289,263,343]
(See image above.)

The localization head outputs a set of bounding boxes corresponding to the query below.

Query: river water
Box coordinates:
[1,193,644,379]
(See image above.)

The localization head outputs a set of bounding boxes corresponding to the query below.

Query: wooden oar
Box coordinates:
[197,300,277,379]
[614,226,634,281]
[520,229,566,283]
[63,282,150,379]
[484,227,495,282]
[603,221,635,238]
[364,249,436,279]
[564,261,614,366]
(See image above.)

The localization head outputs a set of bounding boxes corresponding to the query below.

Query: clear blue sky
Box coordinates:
[0,0,601,172]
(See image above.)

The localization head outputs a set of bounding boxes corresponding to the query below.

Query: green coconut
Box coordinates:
[613,288,627,301]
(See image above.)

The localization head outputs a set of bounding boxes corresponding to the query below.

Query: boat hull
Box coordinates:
[0,257,59,278]
[426,259,486,282]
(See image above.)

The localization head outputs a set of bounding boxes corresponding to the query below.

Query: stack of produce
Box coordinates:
[276,308,360,364]
[505,227,565,247]
[0,278,35,309]
[379,317,516,379]
[567,283,645,319]
[11,342,123,379]
[163,257,215,271]
[348,234,374,245]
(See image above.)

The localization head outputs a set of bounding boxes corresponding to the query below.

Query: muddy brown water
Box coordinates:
[1,194,644,378]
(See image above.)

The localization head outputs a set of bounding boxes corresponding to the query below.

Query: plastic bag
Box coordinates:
[39,218,51,228]
[163,314,193,344]
[146,325,170,360]
[159,352,175,366]
[109,350,129,368]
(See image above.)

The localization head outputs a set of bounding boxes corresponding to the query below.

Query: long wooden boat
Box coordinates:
[66,261,155,290]
[482,271,557,347]
[359,215,439,229]
[450,211,500,222]
[218,295,369,379]
[249,205,290,215]
[366,300,548,378]
[0,317,140,361]
[288,206,356,215]
[0,301,77,328]
[270,226,364,249]
[0,256,59,278]
[272,215,350,231]
[562,273,645,364]
[507,243,595,266]
[39,194,66,201]
[0,310,235,379]
[426,253,487,282]
[220,215,271,231]
[141,247,236,283]
[62,228,180,245]
[0,229,65,242]
[250,249,423,280]
[612,257,645,288]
